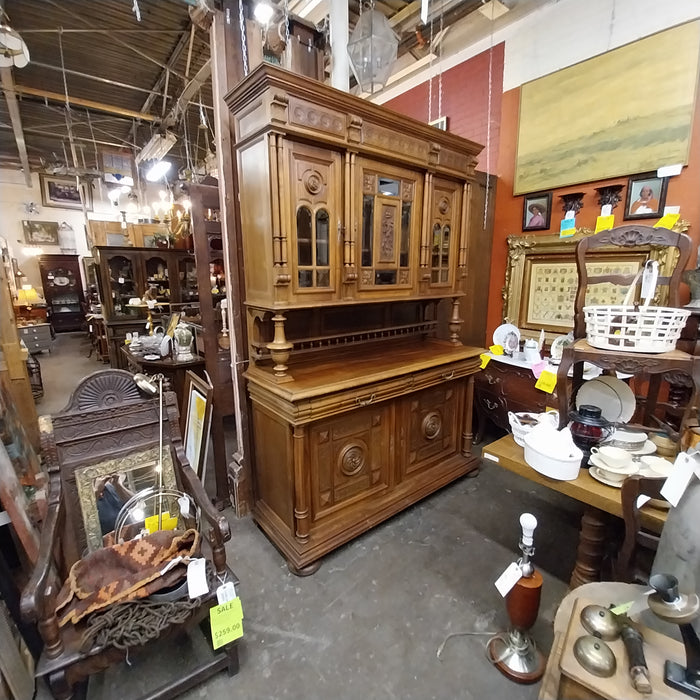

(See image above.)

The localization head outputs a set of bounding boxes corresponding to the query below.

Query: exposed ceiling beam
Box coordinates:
[0,68,32,186]
[12,85,158,122]
[0,124,131,150]
[20,28,188,34]
[43,0,188,81]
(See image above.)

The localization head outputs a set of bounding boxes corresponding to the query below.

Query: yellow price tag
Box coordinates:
[535,370,557,394]
[489,344,504,355]
[144,511,178,534]
[480,353,491,369]
[210,597,244,649]
[594,215,615,233]
[654,213,680,229]
[610,600,634,616]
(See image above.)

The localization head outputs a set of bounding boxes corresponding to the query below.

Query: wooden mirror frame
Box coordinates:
[502,224,686,344]
[75,445,177,552]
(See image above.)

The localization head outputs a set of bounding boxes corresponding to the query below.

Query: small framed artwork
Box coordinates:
[429,116,448,131]
[181,371,214,480]
[522,192,552,231]
[39,174,92,211]
[624,172,668,220]
[22,220,59,245]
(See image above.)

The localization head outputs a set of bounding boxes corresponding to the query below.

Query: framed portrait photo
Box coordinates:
[522,192,552,231]
[40,174,92,211]
[624,172,668,220]
[22,220,59,246]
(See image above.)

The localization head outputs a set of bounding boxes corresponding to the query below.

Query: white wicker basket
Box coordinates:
[583,264,690,353]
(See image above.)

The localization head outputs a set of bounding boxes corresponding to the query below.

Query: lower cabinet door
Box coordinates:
[308,402,393,522]
[399,380,464,480]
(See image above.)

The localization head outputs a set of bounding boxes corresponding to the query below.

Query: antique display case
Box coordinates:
[226,64,483,573]
[38,254,85,332]
[92,246,198,367]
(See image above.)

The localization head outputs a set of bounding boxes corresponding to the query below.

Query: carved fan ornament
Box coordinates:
[68,370,142,412]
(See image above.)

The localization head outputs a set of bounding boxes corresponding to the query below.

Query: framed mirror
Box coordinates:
[75,446,178,552]
[502,227,682,344]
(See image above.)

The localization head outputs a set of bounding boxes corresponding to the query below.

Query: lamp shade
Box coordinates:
[347,10,398,94]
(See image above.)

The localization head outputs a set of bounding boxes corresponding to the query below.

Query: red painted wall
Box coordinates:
[484,83,700,344]
[384,43,504,171]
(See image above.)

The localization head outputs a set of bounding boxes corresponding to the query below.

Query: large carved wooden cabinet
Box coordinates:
[226,64,483,573]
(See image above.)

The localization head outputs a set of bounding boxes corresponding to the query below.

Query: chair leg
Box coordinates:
[225,642,240,676]
[47,670,73,700]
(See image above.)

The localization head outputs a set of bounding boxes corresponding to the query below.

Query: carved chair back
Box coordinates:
[573,226,692,338]
[42,369,182,576]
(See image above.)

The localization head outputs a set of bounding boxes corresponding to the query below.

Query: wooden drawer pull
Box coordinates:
[441,370,455,380]
[356,393,375,407]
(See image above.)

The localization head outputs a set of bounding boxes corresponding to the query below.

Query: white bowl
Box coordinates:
[509,411,558,447]
[609,429,647,450]
[640,455,674,478]
[523,431,582,481]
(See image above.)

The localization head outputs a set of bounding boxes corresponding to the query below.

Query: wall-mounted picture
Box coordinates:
[429,116,448,131]
[22,220,59,245]
[522,192,552,231]
[624,172,668,220]
[40,174,92,211]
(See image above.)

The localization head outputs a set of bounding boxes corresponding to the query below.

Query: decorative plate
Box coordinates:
[53,275,70,286]
[144,354,160,361]
[549,335,572,362]
[589,466,624,489]
[576,376,635,423]
[493,323,520,353]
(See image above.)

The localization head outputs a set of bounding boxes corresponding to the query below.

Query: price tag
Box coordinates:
[535,370,557,393]
[495,562,522,597]
[661,452,697,507]
[480,353,491,369]
[654,213,680,229]
[144,511,178,533]
[216,581,237,604]
[594,215,615,233]
[210,598,244,649]
[178,495,191,518]
[530,360,547,378]
[187,558,209,599]
[118,276,125,284]
[489,344,504,356]
[560,217,576,238]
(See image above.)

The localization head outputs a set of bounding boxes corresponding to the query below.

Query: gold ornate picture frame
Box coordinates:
[502,228,682,344]
[75,446,177,552]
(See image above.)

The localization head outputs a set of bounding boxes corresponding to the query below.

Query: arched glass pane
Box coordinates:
[441,225,451,267]
[316,209,329,266]
[297,206,312,266]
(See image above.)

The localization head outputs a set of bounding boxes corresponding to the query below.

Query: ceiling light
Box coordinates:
[254,1,275,26]
[146,160,172,182]
[0,24,30,68]
[347,10,399,94]
[135,131,177,165]
[478,0,509,21]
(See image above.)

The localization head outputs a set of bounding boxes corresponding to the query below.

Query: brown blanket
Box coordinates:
[56,528,200,627]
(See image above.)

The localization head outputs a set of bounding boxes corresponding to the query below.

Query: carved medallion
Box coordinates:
[339,443,366,476]
[363,173,376,194]
[438,197,450,215]
[303,169,323,195]
[422,411,442,440]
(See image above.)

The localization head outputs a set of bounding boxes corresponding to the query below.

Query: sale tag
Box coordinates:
[495,562,523,597]
[530,360,548,379]
[216,581,237,604]
[178,495,191,518]
[560,218,576,238]
[654,212,680,229]
[489,344,504,355]
[594,215,615,233]
[210,598,244,649]
[535,370,557,393]
[144,511,178,533]
[661,452,696,507]
[187,558,209,599]
[480,353,491,369]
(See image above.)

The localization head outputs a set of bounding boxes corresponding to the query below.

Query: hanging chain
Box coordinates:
[427,17,434,123]
[284,0,290,48]
[483,26,494,229]
[437,10,443,120]
[238,0,249,76]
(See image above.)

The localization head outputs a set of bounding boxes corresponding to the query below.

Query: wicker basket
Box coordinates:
[583,264,690,353]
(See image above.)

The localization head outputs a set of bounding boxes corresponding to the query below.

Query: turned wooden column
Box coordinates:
[292,425,310,543]
[267,314,293,380]
[462,375,475,455]
[569,505,609,588]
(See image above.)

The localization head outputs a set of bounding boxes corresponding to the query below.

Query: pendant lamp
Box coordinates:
[347,9,398,94]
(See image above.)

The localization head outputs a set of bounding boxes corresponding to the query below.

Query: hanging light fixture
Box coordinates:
[347,4,398,94]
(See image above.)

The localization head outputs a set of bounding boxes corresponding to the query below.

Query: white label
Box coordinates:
[178,495,191,518]
[661,453,697,507]
[657,164,683,177]
[216,581,237,604]
[636,495,651,509]
[483,453,499,463]
[495,561,523,597]
[187,558,209,599]
[601,204,612,217]
[118,276,125,284]
[664,205,681,215]
[641,261,659,302]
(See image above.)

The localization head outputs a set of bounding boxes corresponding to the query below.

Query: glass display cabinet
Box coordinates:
[38,255,85,332]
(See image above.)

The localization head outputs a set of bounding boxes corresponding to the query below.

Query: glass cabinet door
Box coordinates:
[107,255,137,317]
[358,163,419,291]
[144,255,170,304]
[178,256,199,302]
[429,179,462,288]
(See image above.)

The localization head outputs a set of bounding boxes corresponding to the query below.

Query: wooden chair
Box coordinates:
[20,369,239,700]
[614,475,666,584]
[556,225,700,440]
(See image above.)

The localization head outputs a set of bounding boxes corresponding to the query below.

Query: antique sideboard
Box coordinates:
[226,64,484,573]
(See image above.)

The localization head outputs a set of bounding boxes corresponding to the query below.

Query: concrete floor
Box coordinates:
[34,332,584,700]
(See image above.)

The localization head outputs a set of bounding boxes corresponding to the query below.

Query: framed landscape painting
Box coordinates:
[40,174,92,211]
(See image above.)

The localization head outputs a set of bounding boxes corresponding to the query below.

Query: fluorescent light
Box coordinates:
[135,131,177,165]
[254,1,275,25]
[145,160,172,182]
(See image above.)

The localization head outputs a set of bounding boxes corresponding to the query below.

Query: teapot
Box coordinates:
[523,338,541,364]
[569,405,614,468]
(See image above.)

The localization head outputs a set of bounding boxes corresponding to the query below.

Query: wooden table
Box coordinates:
[482,435,666,588]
